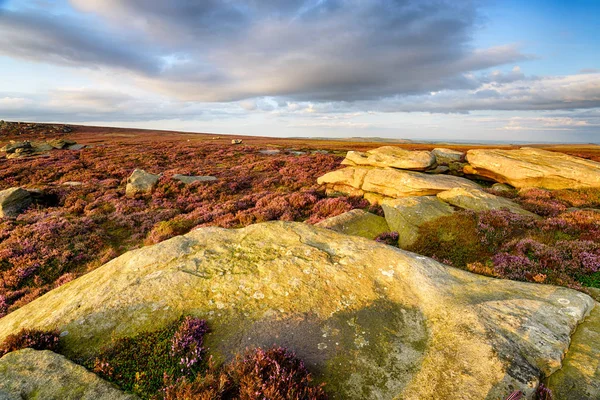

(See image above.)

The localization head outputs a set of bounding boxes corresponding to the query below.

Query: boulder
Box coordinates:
[315,209,389,240]
[0,141,30,153]
[490,183,514,193]
[0,221,594,399]
[344,146,435,170]
[30,141,54,153]
[0,187,32,218]
[67,144,86,151]
[547,306,600,399]
[231,139,243,145]
[465,148,600,189]
[448,161,468,176]
[381,196,455,248]
[172,174,217,184]
[47,139,76,149]
[437,187,536,216]
[318,166,481,203]
[432,148,464,164]
[125,169,160,197]
[0,349,137,400]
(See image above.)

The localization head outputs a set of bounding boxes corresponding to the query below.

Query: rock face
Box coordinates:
[466,148,600,189]
[318,166,481,203]
[315,209,389,240]
[343,146,435,170]
[0,221,595,400]
[1,139,81,159]
[381,196,455,248]
[172,174,217,184]
[437,187,536,216]
[0,349,137,400]
[125,169,160,197]
[547,306,600,399]
[0,187,32,218]
[431,148,464,164]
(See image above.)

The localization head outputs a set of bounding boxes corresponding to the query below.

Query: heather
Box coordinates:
[408,204,600,290]
[0,328,60,357]
[0,140,371,315]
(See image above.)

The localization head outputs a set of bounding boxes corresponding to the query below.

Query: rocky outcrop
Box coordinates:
[342,146,435,170]
[318,166,481,203]
[315,209,389,239]
[0,349,137,400]
[437,187,536,216]
[125,169,160,197]
[1,139,82,159]
[466,148,600,189]
[0,221,594,399]
[381,196,455,248]
[0,187,32,218]
[432,148,464,164]
[547,306,600,399]
[172,174,217,184]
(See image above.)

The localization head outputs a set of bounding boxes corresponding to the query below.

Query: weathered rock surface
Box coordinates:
[172,174,217,184]
[0,221,594,400]
[0,349,137,400]
[381,196,455,248]
[47,138,76,149]
[432,148,464,164]
[1,139,81,159]
[437,187,536,216]
[318,166,481,203]
[548,305,600,399]
[0,187,32,218]
[466,148,600,189]
[490,183,514,193]
[231,139,243,144]
[424,165,449,174]
[315,209,389,239]
[125,169,160,197]
[344,147,435,170]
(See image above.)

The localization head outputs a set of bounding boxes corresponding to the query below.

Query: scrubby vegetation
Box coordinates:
[408,188,600,290]
[0,328,60,357]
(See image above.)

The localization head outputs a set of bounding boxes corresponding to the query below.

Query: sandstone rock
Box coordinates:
[231,139,243,144]
[315,209,389,240]
[432,148,464,164]
[466,148,600,189]
[345,146,435,170]
[67,144,86,151]
[0,349,137,400]
[0,187,32,218]
[259,149,281,155]
[490,183,514,193]
[437,187,536,216]
[47,139,76,149]
[172,174,218,184]
[425,165,449,174]
[0,221,594,399]
[318,166,481,203]
[30,141,54,153]
[547,305,600,399]
[381,196,455,248]
[448,161,468,176]
[1,141,30,153]
[125,169,160,197]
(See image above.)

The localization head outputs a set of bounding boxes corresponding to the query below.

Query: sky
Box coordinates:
[0,0,599,143]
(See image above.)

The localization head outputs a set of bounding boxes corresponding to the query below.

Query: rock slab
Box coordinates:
[0,188,32,218]
[466,148,600,189]
[0,349,137,400]
[172,174,217,184]
[382,196,455,248]
[437,187,536,216]
[318,166,481,203]
[315,209,389,240]
[0,221,595,400]
[431,148,464,165]
[344,146,435,170]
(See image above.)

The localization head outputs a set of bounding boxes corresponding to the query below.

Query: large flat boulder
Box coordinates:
[315,209,389,240]
[381,196,455,248]
[0,349,137,400]
[432,148,464,165]
[466,148,600,189]
[0,221,595,400]
[0,187,32,218]
[318,166,481,203]
[343,146,435,170]
[437,187,536,216]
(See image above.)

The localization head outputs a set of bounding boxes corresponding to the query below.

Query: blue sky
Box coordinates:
[0,0,599,143]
